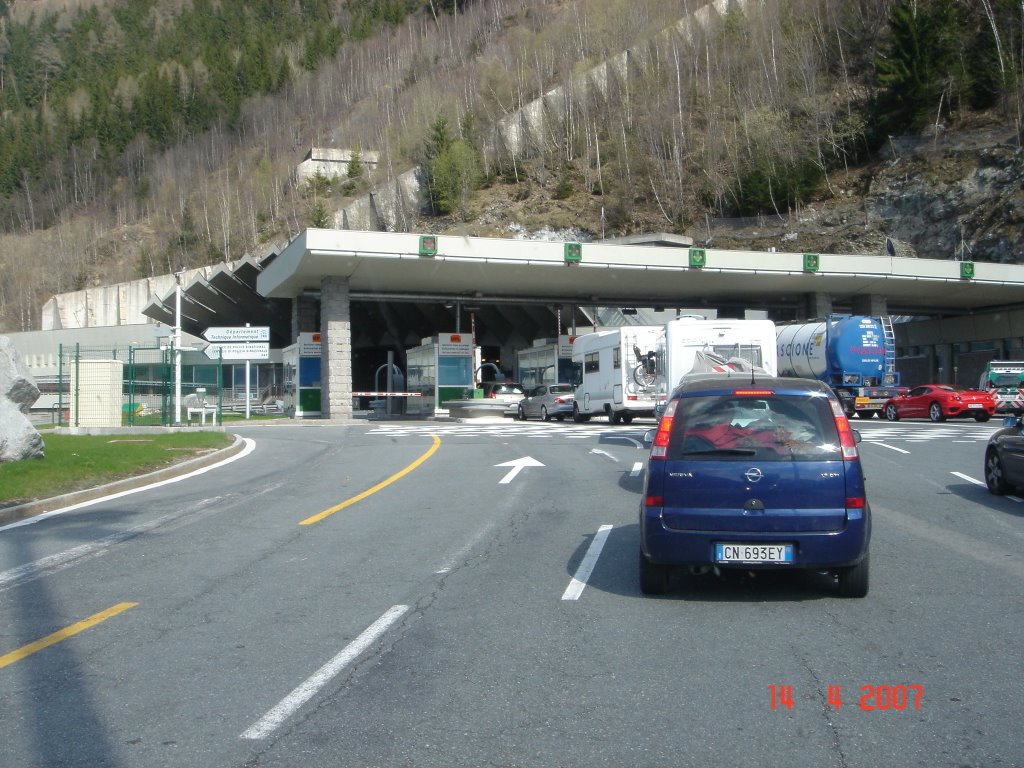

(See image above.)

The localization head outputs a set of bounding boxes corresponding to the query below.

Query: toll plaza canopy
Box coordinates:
[258,229,1024,316]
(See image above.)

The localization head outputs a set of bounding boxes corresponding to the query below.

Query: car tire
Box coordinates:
[838,554,869,598]
[985,448,1011,495]
[928,402,945,422]
[541,406,550,421]
[622,413,634,424]
[974,412,991,422]
[639,550,670,595]
[517,404,526,421]
[609,410,621,424]
[884,403,900,421]
[572,403,589,423]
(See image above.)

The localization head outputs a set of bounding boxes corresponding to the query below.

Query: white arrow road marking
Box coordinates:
[630,462,644,477]
[589,448,618,462]
[495,456,545,484]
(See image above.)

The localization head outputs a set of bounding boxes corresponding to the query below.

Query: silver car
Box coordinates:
[517,383,576,421]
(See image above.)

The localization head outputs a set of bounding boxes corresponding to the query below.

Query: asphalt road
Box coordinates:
[1,416,1022,767]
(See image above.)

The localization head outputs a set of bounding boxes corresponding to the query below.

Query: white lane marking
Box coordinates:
[951,471,1024,502]
[435,522,497,574]
[240,605,410,740]
[604,436,643,448]
[561,525,613,601]
[630,462,643,477]
[952,471,985,487]
[0,512,180,591]
[589,448,618,462]
[0,438,257,532]
[872,442,910,454]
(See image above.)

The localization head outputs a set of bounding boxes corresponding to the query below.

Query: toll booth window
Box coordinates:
[438,356,473,385]
[299,356,321,386]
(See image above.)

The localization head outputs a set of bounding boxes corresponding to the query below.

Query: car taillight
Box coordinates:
[830,399,859,460]
[488,392,496,398]
[650,400,678,459]
[645,495,664,507]
[846,496,866,509]
[554,397,567,404]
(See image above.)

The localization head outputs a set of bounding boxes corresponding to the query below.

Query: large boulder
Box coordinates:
[0,336,44,462]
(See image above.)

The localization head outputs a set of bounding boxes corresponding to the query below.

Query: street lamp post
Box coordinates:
[174,270,183,425]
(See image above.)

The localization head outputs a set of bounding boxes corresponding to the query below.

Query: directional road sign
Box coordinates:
[203,326,269,342]
[204,342,270,360]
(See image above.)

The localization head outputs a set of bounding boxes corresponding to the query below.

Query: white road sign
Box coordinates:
[204,342,270,360]
[203,326,269,342]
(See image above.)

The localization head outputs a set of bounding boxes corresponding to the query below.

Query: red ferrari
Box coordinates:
[883,384,997,422]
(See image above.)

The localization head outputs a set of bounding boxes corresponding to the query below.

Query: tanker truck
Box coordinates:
[776,315,900,418]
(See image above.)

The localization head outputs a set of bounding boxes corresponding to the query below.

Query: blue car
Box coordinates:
[639,375,871,597]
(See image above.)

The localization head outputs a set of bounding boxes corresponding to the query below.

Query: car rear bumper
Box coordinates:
[639,505,870,569]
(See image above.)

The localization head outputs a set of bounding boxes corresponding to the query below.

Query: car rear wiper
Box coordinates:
[679,448,757,456]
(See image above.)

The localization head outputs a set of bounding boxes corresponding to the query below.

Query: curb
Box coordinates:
[0,434,248,527]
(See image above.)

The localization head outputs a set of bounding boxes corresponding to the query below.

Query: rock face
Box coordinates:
[0,336,44,462]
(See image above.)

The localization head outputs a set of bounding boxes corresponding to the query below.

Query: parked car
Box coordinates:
[517,383,575,421]
[984,414,1024,495]
[639,375,871,597]
[476,381,525,416]
[882,384,996,422]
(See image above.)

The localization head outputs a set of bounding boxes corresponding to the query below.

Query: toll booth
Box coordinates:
[282,332,322,417]
[405,333,477,417]
[516,336,579,390]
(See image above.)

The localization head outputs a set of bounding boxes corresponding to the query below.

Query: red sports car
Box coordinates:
[883,384,997,422]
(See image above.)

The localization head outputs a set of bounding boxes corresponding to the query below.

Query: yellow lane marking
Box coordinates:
[300,435,442,526]
[0,602,138,669]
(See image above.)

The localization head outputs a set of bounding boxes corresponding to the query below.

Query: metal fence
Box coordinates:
[53,343,223,427]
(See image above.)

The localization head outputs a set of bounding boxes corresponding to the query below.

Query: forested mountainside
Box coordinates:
[0,0,1021,333]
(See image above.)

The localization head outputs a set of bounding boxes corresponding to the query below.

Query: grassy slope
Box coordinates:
[0,432,233,507]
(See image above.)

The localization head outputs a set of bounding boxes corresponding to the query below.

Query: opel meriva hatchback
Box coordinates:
[639,375,871,597]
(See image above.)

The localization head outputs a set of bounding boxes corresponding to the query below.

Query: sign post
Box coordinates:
[203,326,270,419]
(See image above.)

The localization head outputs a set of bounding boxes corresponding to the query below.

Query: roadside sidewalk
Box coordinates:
[0,434,248,528]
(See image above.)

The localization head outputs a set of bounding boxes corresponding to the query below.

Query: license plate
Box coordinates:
[715,543,793,563]
[967,403,982,409]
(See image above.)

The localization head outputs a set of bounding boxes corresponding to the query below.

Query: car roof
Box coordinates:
[671,374,835,398]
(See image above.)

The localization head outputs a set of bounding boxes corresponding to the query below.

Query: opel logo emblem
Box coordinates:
[744,467,764,483]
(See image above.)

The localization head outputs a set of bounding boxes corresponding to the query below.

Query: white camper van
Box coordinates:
[571,326,663,423]
[651,317,778,415]
[658,318,778,391]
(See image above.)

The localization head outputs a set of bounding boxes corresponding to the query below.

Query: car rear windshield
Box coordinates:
[667,392,842,462]
[549,385,573,394]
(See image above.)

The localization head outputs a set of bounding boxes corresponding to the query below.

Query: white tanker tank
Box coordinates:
[776,315,899,416]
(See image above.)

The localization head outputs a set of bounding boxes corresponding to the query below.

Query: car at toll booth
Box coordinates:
[882,384,996,422]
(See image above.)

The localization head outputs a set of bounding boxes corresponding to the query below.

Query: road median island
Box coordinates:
[0,434,247,527]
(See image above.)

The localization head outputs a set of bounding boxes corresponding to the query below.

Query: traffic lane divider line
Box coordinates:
[299,435,441,525]
[869,442,910,454]
[240,604,410,740]
[561,524,613,601]
[0,602,138,669]
[951,471,1023,502]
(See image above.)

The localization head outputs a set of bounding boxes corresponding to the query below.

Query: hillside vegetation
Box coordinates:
[0,0,1022,332]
